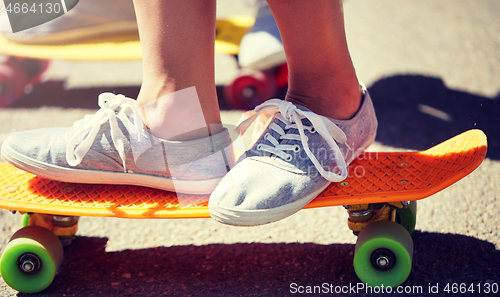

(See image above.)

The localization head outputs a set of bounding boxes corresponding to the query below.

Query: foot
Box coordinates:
[209,84,377,226]
[1,93,234,194]
[2,0,137,44]
[238,1,286,70]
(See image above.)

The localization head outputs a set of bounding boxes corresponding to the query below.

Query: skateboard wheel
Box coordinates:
[225,70,276,110]
[395,200,417,235]
[0,61,28,107]
[0,226,63,293]
[353,220,413,288]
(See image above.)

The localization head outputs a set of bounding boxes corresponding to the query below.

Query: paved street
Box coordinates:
[0,0,499,296]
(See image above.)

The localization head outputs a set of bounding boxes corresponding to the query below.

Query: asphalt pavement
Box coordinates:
[0,0,499,296]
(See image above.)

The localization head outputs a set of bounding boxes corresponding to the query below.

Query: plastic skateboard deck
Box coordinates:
[0,129,488,293]
[0,129,487,219]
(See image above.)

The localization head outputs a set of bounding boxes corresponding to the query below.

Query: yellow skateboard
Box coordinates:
[0,130,487,293]
[0,16,260,107]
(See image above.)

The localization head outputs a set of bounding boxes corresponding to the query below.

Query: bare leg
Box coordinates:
[132,0,222,140]
[266,0,361,120]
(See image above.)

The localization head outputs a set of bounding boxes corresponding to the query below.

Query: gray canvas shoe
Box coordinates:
[209,84,377,226]
[1,93,234,195]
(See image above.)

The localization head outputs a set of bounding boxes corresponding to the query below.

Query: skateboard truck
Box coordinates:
[345,202,407,235]
[23,213,79,246]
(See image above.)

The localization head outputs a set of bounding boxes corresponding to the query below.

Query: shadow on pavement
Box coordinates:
[21,232,500,297]
[368,75,500,160]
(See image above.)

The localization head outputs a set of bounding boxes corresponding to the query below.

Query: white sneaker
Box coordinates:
[238,1,286,70]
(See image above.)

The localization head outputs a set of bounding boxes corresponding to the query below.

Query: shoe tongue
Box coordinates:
[280,102,313,134]
[285,102,341,131]
[263,102,316,158]
[275,104,311,147]
[293,103,313,113]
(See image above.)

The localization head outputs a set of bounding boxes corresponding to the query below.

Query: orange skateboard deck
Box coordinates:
[0,129,488,294]
[0,129,487,219]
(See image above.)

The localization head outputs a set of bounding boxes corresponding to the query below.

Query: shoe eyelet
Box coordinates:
[257,144,263,150]
[310,127,316,133]
[285,155,293,162]
[294,145,301,152]
[264,133,271,140]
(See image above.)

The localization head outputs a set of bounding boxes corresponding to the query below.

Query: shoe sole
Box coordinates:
[209,182,329,226]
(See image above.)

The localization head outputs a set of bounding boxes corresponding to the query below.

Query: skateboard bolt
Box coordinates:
[376,255,390,268]
[370,248,396,271]
[22,260,35,272]
[18,253,42,275]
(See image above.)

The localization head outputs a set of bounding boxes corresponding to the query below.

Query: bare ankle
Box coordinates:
[134,86,222,141]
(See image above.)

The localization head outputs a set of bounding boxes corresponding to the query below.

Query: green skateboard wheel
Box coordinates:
[396,200,417,235]
[353,220,413,288]
[0,226,63,293]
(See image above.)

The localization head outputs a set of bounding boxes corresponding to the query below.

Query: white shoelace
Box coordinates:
[66,93,143,172]
[236,99,350,182]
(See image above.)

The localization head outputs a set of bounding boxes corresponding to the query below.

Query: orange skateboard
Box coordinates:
[0,129,487,293]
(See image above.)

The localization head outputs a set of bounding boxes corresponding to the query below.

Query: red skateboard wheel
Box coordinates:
[0,57,50,107]
[225,70,276,110]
